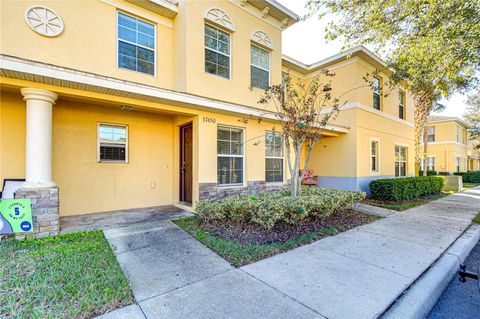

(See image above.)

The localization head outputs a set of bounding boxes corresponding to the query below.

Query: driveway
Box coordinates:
[99,186,480,319]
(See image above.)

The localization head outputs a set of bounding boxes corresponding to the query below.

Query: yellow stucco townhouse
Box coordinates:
[0,0,414,236]
[423,116,475,174]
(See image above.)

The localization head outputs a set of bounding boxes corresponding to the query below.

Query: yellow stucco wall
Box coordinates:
[285,55,415,181]
[1,81,295,216]
[0,0,175,89]
[425,121,469,173]
[177,0,283,109]
[0,90,26,185]
[0,0,284,111]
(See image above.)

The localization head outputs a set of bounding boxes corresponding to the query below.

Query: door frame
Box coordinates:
[179,122,193,203]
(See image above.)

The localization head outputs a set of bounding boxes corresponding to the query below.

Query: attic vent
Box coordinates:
[204,8,235,32]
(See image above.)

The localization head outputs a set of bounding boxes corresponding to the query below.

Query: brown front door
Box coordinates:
[180,123,193,203]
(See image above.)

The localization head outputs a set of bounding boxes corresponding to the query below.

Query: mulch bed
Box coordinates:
[363,193,444,206]
[202,209,377,245]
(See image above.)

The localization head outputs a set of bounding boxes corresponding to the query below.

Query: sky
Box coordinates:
[276,0,469,119]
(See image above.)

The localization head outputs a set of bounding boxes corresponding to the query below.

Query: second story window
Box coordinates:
[427,126,436,142]
[251,45,270,90]
[117,12,155,76]
[398,91,405,119]
[373,77,381,110]
[205,24,230,79]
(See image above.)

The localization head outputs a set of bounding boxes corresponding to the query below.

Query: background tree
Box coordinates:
[464,92,480,142]
[258,71,341,196]
[306,0,480,175]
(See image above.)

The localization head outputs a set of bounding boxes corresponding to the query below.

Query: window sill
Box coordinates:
[97,160,129,164]
[217,184,245,189]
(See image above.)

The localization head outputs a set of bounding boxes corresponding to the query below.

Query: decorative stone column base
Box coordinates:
[13,187,60,239]
[199,181,287,201]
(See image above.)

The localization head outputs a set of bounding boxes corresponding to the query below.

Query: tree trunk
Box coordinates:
[422,125,428,176]
[291,143,303,197]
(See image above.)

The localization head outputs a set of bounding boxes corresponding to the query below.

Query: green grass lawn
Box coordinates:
[173,216,374,267]
[463,183,480,190]
[473,213,480,224]
[0,231,134,319]
[365,192,450,211]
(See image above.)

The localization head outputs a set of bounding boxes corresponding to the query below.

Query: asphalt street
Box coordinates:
[427,239,480,319]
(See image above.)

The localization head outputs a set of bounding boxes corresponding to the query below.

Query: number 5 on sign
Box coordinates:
[0,199,33,234]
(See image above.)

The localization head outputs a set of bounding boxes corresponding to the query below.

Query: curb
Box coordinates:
[382,224,480,319]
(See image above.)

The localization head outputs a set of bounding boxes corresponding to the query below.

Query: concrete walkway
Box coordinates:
[98,187,480,319]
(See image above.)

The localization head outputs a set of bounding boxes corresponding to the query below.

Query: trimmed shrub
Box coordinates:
[369,176,444,201]
[195,187,366,230]
[418,170,437,176]
[454,171,480,183]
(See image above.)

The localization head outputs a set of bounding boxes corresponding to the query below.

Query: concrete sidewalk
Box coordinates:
[98,187,480,319]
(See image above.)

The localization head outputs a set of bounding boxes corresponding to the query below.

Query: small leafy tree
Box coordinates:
[258,71,342,196]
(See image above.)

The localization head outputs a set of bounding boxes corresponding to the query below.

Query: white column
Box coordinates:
[21,88,58,188]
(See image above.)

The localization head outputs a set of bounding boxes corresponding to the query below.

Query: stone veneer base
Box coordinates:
[13,187,60,239]
[199,181,288,200]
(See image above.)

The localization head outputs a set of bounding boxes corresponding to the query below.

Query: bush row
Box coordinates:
[369,176,444,201]
[418,170,438,176]
[196,187,366,230]
[454,171,480,183]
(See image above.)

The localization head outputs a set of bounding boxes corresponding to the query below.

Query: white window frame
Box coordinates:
[425,156,436,171]
[427,126,436,142]
[204,23,231,80]
[456,156,462,172]
[395,145,407,177]
[97,122,129,163]
[265,131,284,183]
[373,76,381,110]
[217,125,244,186]
[116,11,156,77]
[370,138,380,175]
[250,44,270,90]
[456,126,460,143]
[398,90,405,119]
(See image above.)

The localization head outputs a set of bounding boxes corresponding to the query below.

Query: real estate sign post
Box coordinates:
[0,199,33,234]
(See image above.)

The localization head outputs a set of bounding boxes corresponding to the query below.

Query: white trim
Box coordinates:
[0,55,351,133]
[427,118,470,128]
[319,102,414,127]
[394,142,410,148]
[204,7,235,32]
[282,45,388,72]
[265,130,284,183]
[398,90,406,120]
[204,23,232,80]
[217,125,245,187]
[24,6,64,37]
[251,30,273,50]
[97,122,129,163]
[422,141,467,147]
[250,44,270,90]
[370,137,380,176]
[116,11,156,77]
[394,144,408,177]
[100,0,174,28]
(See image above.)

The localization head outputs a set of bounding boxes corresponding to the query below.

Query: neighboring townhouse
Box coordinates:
[284,51,415,191]
[0,0,414,222]
[423,116,470,174]
[467,140,480,172]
